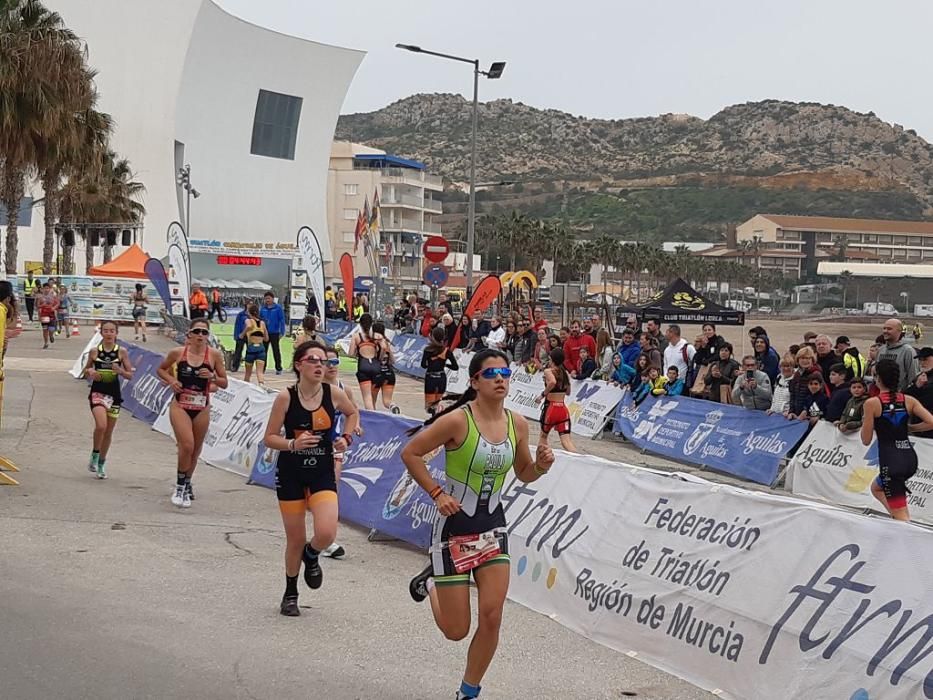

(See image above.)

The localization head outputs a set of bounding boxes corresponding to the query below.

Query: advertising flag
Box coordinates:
[143,258,172,310]
[339,253,354,310]
[451,274,502,349]
[296,227,326,333]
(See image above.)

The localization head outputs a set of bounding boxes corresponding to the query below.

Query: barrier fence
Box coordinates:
[67,337,933,699]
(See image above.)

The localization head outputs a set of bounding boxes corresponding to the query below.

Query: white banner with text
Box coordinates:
[504,453,933,699]
[788,420,933,526]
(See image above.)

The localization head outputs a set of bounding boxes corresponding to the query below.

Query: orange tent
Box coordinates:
[88,243,150,278]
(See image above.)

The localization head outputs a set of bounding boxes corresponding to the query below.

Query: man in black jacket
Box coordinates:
[823,363,852,423]
[906,347,933,437]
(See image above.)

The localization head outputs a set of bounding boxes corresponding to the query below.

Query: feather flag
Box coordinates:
[451,274,502,349]
[339,253,354,308]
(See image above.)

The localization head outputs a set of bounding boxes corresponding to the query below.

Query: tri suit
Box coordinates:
[375,337,396,388]
[431,406,515,586]
[354,333,382,385]
[245,322,267,365]
[174,347,213,421]
[275,384,338,511]
[540,370,572,435]
[422,346,458,396]
[88,343,123,419]
[874,391,919,510]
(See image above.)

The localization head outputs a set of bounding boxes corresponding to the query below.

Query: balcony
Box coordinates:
[423,198,443,213]
[383,192,425,208]
[422,220,442,235]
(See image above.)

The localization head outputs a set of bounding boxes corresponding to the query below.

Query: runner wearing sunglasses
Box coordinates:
[82,320,134,479]
[263,340,359,616]
[401,349,555,700]
[157,318,228,508]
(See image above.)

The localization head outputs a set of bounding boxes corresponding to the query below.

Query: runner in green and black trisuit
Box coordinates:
[82,320,134,479]
[401,348,555,700]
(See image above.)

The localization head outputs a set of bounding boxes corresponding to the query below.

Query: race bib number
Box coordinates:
[448,530,501,574]
[40,316,50,324]
[90,392,114,410]
[177,390,207,410]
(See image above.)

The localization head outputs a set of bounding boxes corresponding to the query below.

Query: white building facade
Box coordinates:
[326,141,444,286]
[13,0,363,276]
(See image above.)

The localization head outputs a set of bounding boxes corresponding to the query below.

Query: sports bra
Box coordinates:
[248,320,265,339]
[175,346,213,409]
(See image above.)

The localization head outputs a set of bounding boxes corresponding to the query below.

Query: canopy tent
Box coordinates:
[616,277,745,326]
[192,278,272,291]
[88,244,149,279]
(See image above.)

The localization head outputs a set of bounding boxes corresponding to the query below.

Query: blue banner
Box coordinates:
[318,319,354,347]
[613,392,810,485]
[115,343,174,425]
[248,409,439,549]
[390,333,428,379]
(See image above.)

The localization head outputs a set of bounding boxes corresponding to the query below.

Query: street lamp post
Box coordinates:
[177,164,201,237]
[395,44,505,297]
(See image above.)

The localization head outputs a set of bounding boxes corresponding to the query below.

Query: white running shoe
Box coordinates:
[96,463,107,480]
[181,489,192,508]
[171,485,185,507]
[323,543,345,559]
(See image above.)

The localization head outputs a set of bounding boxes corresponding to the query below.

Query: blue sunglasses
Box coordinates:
[475,367,512,380]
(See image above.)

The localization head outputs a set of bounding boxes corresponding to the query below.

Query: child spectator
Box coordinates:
[576,347,597,380]
[664,366,684,396]
[836,378,868,433]
[801,375,830,423]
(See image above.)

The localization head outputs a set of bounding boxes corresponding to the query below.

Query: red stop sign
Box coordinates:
[422,236,449,264]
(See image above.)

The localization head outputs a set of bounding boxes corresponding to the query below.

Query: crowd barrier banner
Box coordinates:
[153,376,274,476]
[788,420,933,526]
[247,409,440,549]
[506,452,933,700]
[391,334,429,379]
[118,344,175,425]
[613,392,809,485]
[318,319,354,346]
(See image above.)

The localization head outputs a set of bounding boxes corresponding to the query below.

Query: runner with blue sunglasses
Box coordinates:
[401,349,555,700]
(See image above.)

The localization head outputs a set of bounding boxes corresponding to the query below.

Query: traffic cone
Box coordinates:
[15,316,22,332]
[71,319,80,337]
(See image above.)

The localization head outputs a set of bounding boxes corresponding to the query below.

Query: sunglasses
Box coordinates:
[189,328,209,336]
[298,356,327,366]
[475,367,512,380]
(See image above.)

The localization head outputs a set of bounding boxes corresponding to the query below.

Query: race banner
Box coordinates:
[297,227,326,333]
[117,344,174,426]
[153,376,274,476]
[167,243,189,317]
[391,334,429,379]
[613,392,809,485]
[788,420,933,525]
[248,410,440,549]
[506,453,933,700]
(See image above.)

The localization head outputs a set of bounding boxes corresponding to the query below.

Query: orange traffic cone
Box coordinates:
[71,319,80,337]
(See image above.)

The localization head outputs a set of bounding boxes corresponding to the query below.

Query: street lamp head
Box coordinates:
[191,189,201,199]
[395,43,422,52]
[486,61,506,79]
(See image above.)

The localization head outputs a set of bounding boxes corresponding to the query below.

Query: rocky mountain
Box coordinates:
[336,95,933,239]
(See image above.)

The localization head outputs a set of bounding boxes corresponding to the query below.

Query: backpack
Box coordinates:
[681,344,696,395]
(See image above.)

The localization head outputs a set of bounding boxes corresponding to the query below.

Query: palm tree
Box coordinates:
[0,0,86,273]
[838,270,853,310]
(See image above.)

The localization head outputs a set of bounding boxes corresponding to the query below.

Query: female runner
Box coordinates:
[371,319,400,414]
[535,348,578,452]
[130,283,148,342]
[401,349,555,700]
[157,318,228,508]
[421,325,458,415]
[348,313,380,410]
[240,303,268,385]
[263,340,359,616]
[82,320,134,479]
[860,358,933,522]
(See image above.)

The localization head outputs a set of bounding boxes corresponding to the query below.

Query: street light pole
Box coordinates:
[177,164,201,237]
[395,44,505,298]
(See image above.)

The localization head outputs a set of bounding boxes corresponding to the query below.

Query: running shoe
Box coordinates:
[185,481,195,501]
[409,564,433,603]
[323,543,345,559]
[302,547,323,589]
[171,485,185,507]
[279,594,300,617]
[390,404,401,415]
[96,463,107,480]
[181,489,192,508]
[88,455,98,473]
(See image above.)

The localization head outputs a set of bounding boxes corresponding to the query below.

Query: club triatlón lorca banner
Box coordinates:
[506,452,933,700]
[789,420,933,526]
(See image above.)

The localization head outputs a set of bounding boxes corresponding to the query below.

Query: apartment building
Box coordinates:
[701,214,933,280]
[326,141,443,285]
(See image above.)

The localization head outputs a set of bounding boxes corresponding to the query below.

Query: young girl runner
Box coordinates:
[421,325,458,415]
[130,283,148,341]
[371,319,400,413]
[240,303,268,385]
[157,318,228,508]
[293,315,318,346]
[401,349,555,700]
[860,358,933,522]
[263,341,359,616]
[348,313,380,410]
[82,320,134,478]
[535,348,578,452]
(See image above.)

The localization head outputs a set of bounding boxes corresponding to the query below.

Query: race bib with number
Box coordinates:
[90,392,114,410]
[40,316,50,324]
[447,530,502,574]
[177,390,207,410]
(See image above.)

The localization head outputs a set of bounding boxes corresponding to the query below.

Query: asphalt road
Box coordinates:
[0,326,711,700]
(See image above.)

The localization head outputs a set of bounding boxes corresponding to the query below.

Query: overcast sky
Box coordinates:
[219,0,933,140]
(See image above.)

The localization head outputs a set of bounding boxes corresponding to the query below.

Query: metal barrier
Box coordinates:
[159,311,231,368]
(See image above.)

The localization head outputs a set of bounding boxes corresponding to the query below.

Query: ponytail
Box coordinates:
[406,388,476,436]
